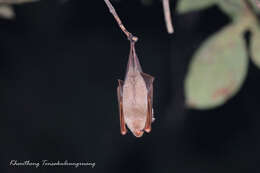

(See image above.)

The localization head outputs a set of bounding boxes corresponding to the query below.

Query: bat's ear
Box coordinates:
[140,72,154,91]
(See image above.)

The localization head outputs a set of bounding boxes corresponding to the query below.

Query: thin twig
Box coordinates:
[162,0,174,34]
[104,0,138,42]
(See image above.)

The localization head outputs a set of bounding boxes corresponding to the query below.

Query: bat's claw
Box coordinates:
[121,129,127,135]
[144,127,151,133]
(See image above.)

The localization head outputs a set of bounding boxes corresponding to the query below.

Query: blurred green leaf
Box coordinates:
[177,0,246,21]
[177,0,217,13]
[185,24,248,109]
[218,0,244,20]
[250,26,260,69]
[249,0,260,13]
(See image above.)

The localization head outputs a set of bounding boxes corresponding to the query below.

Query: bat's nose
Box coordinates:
[133,130,144,138]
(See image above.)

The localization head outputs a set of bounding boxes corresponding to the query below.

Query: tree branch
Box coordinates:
[162,0,174,34]
[104,0,138,42]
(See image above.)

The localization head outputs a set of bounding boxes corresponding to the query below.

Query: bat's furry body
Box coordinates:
[117,42,154,137]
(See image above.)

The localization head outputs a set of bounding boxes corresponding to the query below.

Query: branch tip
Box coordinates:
[104,0,138,42]
[162,0,174,34]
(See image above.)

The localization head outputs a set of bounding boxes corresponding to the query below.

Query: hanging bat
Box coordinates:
[117,41,154,137]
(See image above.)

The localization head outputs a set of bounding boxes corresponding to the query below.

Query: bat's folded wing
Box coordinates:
[140,72,155,132]
[117,80,127,135]
[140,72,154,91]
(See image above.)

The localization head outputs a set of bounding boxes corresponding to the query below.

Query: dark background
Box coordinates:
[1,0,259,172]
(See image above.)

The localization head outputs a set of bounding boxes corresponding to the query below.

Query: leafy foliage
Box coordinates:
[177,0,217,13]
[185,24,248,109]
[179,0,260,109]
[251,25,260,68]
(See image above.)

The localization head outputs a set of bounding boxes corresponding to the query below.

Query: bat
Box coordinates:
[117,41,155,137]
